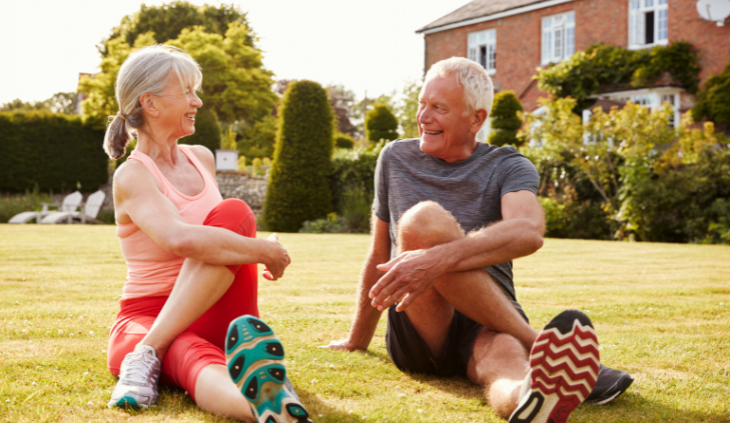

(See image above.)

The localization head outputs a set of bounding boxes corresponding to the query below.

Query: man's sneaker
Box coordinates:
[225,315,312,423]
[509,310,600,423]
[585,364,634,404]
[108,345,161,409]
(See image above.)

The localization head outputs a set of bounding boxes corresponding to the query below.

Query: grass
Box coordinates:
[0,225,728,423]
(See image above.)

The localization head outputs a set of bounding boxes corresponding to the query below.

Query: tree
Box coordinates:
[396,80,421,139]
[1,92,76,114]
[100,1,254,57]
[264,81,334,232]
[488,91,524,147]
[366,104,398,142]
[334,133,355,149]
[327,84,357,137]
[81,23,276,128]
[238,115,278,159]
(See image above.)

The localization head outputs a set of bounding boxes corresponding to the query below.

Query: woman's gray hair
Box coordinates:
[423,57,494,117]
[103,45,202,160]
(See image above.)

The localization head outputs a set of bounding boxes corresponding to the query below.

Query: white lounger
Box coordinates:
[40,190,106,224]
[9,191,83,224]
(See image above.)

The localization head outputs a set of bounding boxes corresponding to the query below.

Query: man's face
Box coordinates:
[416,75,476,160]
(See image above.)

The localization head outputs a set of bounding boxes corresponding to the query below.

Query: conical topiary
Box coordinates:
[263,80,334,232]
[488,91,524,147]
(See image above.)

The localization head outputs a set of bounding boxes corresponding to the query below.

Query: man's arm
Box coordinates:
[326,214,391,351]
[369,190,544,312]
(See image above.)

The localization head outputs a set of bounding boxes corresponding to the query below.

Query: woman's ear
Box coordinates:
[139,93,159,118]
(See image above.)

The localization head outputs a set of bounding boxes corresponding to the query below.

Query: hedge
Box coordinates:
[263,80,334,232]
[0,111,108,193]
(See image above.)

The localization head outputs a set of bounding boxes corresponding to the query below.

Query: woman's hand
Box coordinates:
[262,233,291,281]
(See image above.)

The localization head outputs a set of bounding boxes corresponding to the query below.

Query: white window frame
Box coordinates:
[468,29,497,75]
[628,0,668,50]
[598,87,682,127]
[541,11,575,65]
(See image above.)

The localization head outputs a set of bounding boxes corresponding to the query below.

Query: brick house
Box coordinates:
[417,0,730,128]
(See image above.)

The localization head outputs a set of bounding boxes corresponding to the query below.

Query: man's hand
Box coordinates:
[320,338,362,351]
[368,246,451,312]
[262,233,291,281]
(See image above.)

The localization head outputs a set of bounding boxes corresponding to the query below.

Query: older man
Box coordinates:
[327,57,632,422]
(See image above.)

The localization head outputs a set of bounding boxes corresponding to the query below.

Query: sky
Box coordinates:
[0,0,471,105]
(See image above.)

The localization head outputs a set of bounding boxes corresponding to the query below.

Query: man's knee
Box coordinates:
[397,201,464,251]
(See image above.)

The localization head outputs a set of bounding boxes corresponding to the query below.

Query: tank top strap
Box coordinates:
[127,149,170,197]
[178,145,218,189]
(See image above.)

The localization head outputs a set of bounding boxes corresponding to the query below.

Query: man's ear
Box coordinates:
[470,109,488,134]
[139,93,159,118]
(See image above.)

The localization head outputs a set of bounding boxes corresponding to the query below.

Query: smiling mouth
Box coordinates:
[185,113,196,121]
[423,130,443,135]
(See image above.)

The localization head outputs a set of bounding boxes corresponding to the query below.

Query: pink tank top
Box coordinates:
[117,145,223,300]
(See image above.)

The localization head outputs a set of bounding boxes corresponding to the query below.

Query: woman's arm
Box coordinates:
[113,160,289,279]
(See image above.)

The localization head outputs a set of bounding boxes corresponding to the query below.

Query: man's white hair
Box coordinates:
[423,57,494,116]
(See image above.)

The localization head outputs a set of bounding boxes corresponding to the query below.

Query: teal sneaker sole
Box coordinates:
[225,315,311,423]
[108,395,146,409]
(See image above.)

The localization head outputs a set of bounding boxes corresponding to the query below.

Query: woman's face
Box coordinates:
[155,73,203,139]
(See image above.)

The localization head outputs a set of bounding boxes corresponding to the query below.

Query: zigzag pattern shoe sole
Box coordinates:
[510,310,600,423]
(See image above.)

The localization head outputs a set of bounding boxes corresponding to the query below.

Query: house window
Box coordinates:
[629,0,668,49]
[468,29,496,74]
[541,11,575,64]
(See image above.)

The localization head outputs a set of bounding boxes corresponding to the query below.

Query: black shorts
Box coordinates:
[385,304,529,377]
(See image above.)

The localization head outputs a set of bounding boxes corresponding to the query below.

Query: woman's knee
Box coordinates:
[204,199,256,237]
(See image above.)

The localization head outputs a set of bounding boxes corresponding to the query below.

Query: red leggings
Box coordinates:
[107,199,259,402]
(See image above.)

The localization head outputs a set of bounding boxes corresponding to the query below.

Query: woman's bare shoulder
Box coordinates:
[186,145,216,175]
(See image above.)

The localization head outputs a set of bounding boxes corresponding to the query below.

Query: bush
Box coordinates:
[366,104,398,142]
[335,133,355,149]
[178,107,221,153]
[0,188,54,223]
[691,62,730,129]
[252,158,262,176]
[330,144,383,233]
[264,80,334,232]
[298,212,345,233]
[0,111,108,193]
[238,156,247,171]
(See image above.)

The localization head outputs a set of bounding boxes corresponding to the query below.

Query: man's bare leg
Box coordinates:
[397,201,537,350]
[467,330,529,419]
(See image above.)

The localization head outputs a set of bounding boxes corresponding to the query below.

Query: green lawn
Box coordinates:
[0,225,728,423]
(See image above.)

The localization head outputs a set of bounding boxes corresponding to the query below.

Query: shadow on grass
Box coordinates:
[112,385,372,423]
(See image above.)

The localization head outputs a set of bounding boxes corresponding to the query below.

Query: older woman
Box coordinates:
[104,45,310,423]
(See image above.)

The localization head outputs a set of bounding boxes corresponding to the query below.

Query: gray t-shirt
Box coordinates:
[373,138,540,310]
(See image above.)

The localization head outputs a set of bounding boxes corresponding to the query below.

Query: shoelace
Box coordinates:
[119,351,158,387]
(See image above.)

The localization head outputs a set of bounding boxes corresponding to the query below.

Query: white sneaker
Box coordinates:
[108,345,161,409]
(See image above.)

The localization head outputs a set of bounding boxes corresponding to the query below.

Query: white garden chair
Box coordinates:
[8,191,83,224]
[40,190,106,224]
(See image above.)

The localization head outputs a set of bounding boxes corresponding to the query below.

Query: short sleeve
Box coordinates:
[372,143,392,223]
[498,153,540,197]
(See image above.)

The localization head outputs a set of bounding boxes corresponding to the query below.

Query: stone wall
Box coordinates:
[215,171,268,215]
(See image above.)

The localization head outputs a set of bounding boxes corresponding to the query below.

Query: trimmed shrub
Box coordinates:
[252,158,262,176]
[335,133,355,149]
[178,107,221,152]
[264,80,334,232]
[489,91,524,147]
[238,156,247,171]
[0,111,108,193]
[366,104,398,142]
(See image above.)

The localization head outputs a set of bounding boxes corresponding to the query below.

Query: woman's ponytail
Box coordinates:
[103,114,132,160]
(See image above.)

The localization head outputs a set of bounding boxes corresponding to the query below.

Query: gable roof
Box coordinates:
[417,0,571,34]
